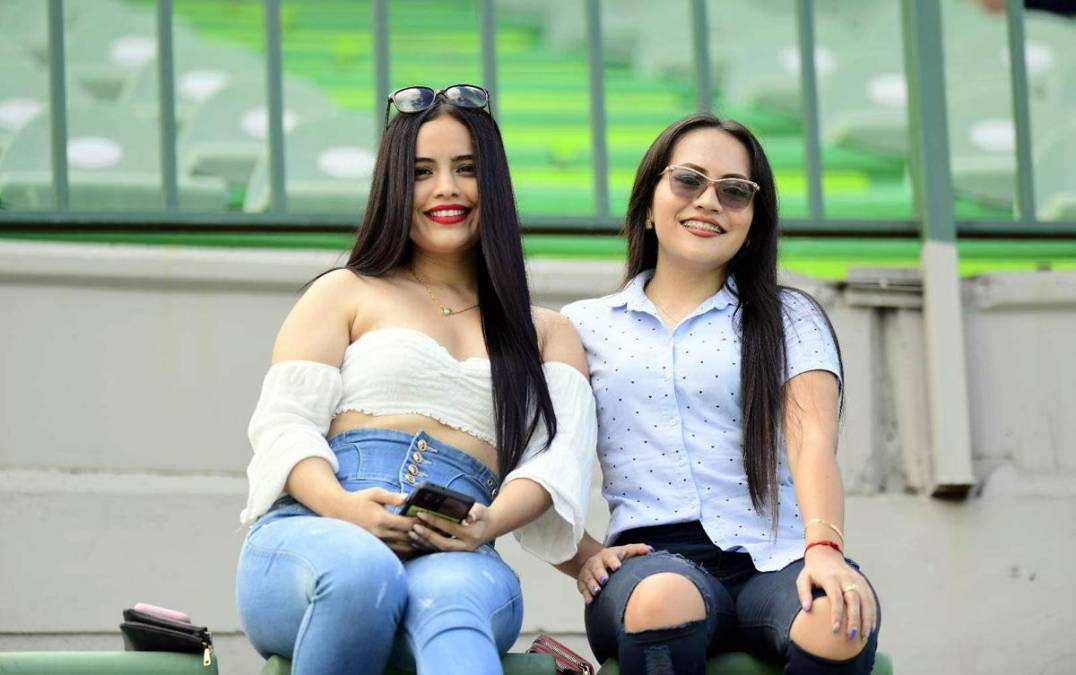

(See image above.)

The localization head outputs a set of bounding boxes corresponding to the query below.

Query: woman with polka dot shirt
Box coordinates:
[558,114,880,674]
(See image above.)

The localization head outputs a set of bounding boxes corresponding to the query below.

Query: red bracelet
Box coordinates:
[804,539,843,556]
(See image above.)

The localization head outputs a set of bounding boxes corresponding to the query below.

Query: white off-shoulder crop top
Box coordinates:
[241,327,597,564]
[336,328,498,445]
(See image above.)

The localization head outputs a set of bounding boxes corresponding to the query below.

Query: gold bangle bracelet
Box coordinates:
[804,518,845,541]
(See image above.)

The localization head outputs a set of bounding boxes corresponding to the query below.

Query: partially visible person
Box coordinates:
[972,0,1076,17]
[558,113,880,674]
[235,85,596,675]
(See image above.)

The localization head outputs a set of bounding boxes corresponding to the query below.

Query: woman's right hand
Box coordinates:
[328,487,418,556]
[576,544,653,604]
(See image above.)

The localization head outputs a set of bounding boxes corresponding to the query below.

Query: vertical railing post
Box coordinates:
[479,0,497,116]
[795,0,824,223]
[264,0,287,213]
[900,0,975,495]
[691,0,712,114]
[156,0,179,211]
[1005,0,1036,224]
[46,0,70,211]
[373,0,390,137]
[585,0,609,219]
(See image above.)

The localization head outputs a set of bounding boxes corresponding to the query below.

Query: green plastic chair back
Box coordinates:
[0,103,227,211]
[120,40,264,126]
[596,650,895,674]
[243,112,377,214]
[260,653,556,675]
[178,77,340,190]
[1035,120,1076,220]
[65,5,200,101]
[0,651,219,675]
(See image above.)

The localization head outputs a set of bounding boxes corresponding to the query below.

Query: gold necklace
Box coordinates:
[412,270,479,317]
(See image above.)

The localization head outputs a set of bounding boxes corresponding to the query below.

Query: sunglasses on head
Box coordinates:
[662,165,760,211]
[384,84,492,128]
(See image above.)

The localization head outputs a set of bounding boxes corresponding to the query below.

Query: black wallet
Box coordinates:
[120,608,215,666]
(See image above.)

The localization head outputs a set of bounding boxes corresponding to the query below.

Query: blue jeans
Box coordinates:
[585,522,880,673]
[236,429,523,675]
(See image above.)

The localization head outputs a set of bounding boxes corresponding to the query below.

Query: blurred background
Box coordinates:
[1,0,1074,673]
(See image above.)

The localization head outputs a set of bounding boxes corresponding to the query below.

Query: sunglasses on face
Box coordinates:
[384,84,492,128]
[662,165,760,211]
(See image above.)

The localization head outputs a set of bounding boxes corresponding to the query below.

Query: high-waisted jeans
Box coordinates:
[235,429,523,675]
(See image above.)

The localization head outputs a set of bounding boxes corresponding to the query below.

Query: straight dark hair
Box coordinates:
[624,113,843,529]
[343,102,556,475]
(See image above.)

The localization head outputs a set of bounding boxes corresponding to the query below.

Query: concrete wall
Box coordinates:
[1,240,1074,674]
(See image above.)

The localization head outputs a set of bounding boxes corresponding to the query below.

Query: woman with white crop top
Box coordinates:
[235,85,596,675]
[557,114,881,674]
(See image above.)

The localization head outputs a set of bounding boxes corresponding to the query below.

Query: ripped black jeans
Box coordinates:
[583,522,880,674]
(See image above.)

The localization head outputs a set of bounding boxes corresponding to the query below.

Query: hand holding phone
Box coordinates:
[399,482,476,524]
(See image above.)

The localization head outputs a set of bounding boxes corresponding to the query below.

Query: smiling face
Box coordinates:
[649,127,754,275]
[410,113,480,256]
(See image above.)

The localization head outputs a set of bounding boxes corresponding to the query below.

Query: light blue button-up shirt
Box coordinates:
[562,270,842,571]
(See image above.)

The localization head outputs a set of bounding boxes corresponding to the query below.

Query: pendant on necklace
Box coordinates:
[441,307,453,316]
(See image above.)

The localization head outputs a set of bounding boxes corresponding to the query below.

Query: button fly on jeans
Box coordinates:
[417,439,428,451]
[407,464,419,475]
[412,452,423,462]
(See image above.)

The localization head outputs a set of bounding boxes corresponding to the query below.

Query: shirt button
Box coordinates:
[417,439,428,451]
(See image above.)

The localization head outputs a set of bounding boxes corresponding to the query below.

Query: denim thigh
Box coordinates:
[583,551,738,664]
[733,557,882,662]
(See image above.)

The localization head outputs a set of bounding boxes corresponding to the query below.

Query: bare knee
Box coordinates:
[623,573,706,633]
[789,597,867,662]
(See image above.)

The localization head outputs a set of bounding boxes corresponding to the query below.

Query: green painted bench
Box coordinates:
[596,651,894,674]
[260,653,556,674]
[0,651,219,674]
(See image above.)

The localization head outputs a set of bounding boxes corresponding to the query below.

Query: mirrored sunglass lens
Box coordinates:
[444,85,488,108]
[393,87,436,113]
[717,181,753,208]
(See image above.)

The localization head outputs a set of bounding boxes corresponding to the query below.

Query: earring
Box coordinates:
[645,214,654,230]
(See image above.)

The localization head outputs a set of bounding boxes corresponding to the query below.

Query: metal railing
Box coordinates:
[0,0,1073,236]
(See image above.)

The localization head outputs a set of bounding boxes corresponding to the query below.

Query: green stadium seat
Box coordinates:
[0,43,50,157]
[0,103,227,211]
[121,41,263,126]
[595,651,894,674]
[260,653,556,674]
[1035,120,1076,220]
[65,4,201,101]
[0,0,111,61]
[243,112,377,213]
[0,651,219,674]
[543,0,644,65]
[178,78,340,192]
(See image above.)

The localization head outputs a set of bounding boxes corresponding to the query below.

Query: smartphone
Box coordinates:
[132,603,191,624]
[399,482,476,524]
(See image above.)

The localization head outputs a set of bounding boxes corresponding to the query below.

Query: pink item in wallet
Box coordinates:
[132,603,192,624]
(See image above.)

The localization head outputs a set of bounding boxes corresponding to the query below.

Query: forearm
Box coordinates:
[485,477,553,541]
[790,446,845,543]
[554,531,604,578]
[284,456,349,518]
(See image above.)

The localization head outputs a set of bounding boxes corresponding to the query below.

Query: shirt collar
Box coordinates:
[605,269,739,315]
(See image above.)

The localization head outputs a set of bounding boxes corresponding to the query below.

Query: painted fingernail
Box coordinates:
[611,563,621,571]
[832,622,841,634]
[599,576,608,584]
[801,601,811,612]
[584,597,592,605]
[849,627,858,640]
[592,585,601,593]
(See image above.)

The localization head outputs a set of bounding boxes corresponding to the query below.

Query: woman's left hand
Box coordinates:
[408,504,495,552]
[796,547,877,641]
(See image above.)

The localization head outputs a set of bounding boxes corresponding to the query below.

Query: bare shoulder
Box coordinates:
[272,268,371,365]
[533,306,589,377]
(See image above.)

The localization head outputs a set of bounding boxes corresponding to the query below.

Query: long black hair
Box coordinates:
[624,113,842,528]
[344,102,556,475]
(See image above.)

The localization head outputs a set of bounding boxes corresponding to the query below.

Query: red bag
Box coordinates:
[526,633,595,675]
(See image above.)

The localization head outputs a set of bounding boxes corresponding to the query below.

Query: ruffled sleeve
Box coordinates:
[501,362,597,563]
[240,360,344,526]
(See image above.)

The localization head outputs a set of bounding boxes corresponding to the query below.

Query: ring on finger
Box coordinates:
[841,584,859,594]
